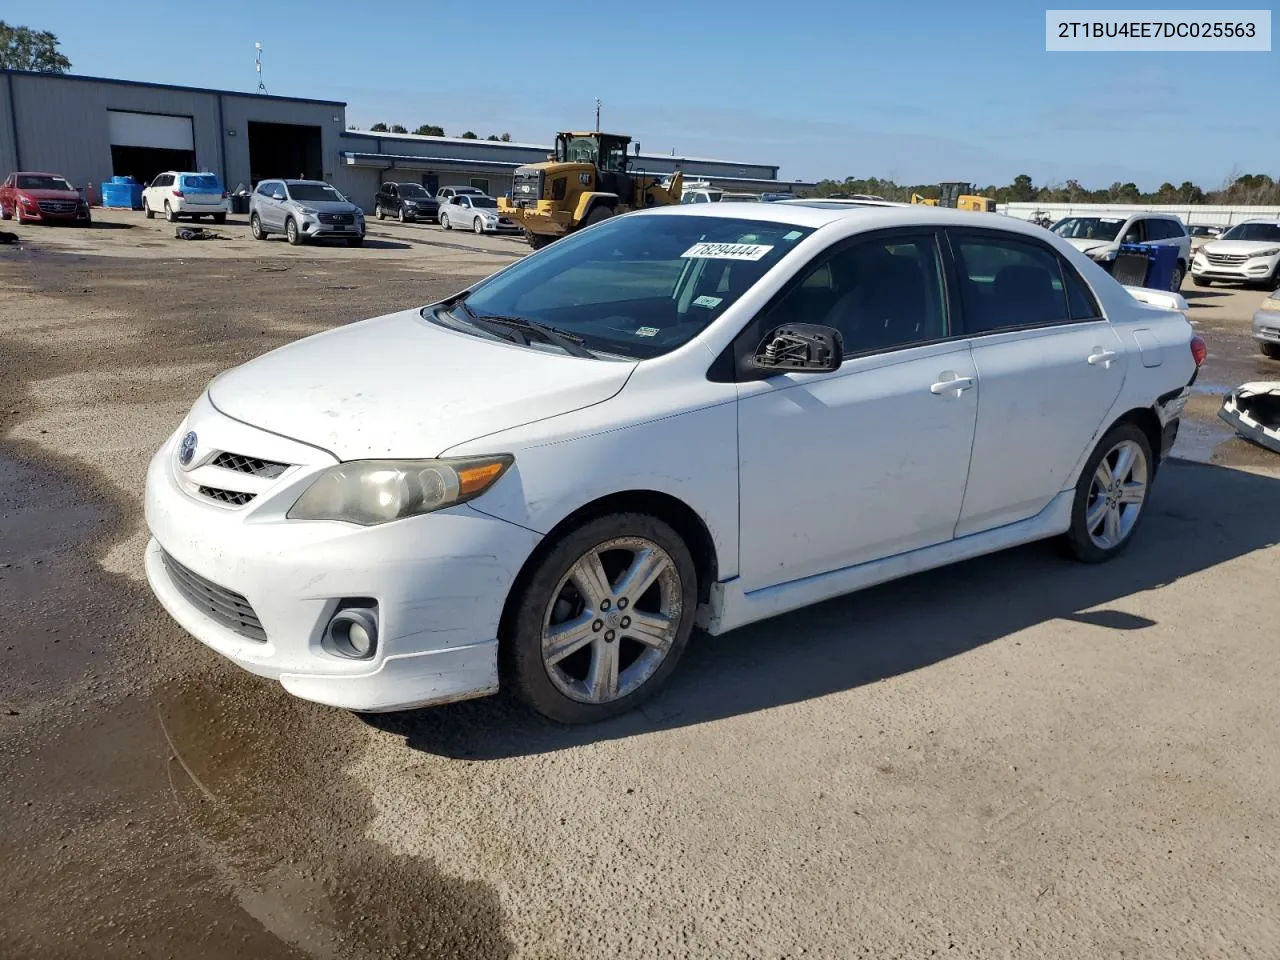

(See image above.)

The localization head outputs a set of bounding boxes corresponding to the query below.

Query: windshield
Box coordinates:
[435,214,813,359]
[181,175,220,190]
[471,197,498,209]
[399,184,429,198]
[1051,217,1125,241]
[17,174,74,191]
[288,183,346,203]
[1220,222,1280,242]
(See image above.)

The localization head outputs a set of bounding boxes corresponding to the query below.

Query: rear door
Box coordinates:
[948,229,1127,537]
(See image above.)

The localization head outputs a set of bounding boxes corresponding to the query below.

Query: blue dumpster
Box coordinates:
[100,176,144,210]
[1112,242,1180,291]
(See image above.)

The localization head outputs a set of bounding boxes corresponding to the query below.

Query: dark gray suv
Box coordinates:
[250,179,366,246]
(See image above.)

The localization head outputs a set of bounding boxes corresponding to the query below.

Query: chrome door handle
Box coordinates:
[1088,348,1117,366]
[930,374,975,395]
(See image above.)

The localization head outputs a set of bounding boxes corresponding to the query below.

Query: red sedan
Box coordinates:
[0,171,92,225]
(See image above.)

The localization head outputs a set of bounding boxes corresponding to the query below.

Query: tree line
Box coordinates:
[807,172,1280,206]
[360,122,513,142]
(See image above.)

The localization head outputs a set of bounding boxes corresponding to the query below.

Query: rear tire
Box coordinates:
[1062,422,1153,564]
[1193,276,1212,287]
[285,217,303,245]
[250,214,266,240]
[213,212,226,224]
[582,205,615,228]
[502,512,698,725]
[164,202,177,223]
[1172,261,1185,290]
[143,200,154,220]
[0,203,10,221]
[1261,342,1280,360]
[526,232,553,250]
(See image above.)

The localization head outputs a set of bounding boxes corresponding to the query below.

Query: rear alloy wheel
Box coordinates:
[250,214,266,240]
[164,201,177,223]
[1063,423,1152,563]
[504,514,697,724]
[285,217,303,245]
[440,212,451,230]
[473,217,485,234]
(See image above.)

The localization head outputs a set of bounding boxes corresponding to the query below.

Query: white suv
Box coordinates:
[1191,220,1280,289]
[142,172,230,222]
[1052,213,1192,287]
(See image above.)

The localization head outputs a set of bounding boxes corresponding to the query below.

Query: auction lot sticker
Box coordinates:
[682,242,774,261]
[1046,9,1271,51]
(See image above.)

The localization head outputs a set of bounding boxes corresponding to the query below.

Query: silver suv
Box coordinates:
[1051,213,1192,287]
[250,179,366,246]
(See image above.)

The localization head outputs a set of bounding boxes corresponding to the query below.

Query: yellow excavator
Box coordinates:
[499,131,684,249]
[910,181,996,213]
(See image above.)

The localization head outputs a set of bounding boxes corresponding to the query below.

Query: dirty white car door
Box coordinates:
[950,229,1127,537]
[736,228,979,590]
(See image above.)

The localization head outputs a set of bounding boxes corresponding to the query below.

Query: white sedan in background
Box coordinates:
[438,194,521,234]
[144,203,1204,724]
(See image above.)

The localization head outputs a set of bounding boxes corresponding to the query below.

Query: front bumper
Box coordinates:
[1254,307,1280,346]
[143,407,542,711]
[21,203,90,223]
[299,215,365,238]
[1191,256,1279,283]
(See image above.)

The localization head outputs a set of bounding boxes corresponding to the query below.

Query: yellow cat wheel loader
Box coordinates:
[911,181,996,212]
[499,131,684,249]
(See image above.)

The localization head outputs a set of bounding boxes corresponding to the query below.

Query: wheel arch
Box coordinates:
[497,488,721,642]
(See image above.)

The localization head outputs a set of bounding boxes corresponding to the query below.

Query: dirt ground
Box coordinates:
[2,209,1279,960]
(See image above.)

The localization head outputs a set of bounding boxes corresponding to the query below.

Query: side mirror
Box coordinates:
[751,324,843,374]
[272,190,286,201]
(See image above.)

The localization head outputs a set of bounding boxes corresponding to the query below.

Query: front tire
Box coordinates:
[1063,423,1153,563]
[1172,261,1185,290]
[581,205,615,228]
[375,203,385,220]
[1193,276,1212,287]
[440,212,451,230]
[346,235,364,247]
[213,212,226,224]
[526,232,553,250]
[397,206,407,223]
[285,217,303,245]
[473,217,485,234]
[1261,342,1280,360]
[250,214,266,240]
[503,513,698,724]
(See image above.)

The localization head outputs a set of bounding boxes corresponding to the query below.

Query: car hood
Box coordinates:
[1063,238,1115,253]
[208,308,635,460]
[1200,240,1280,255]
[292,199,361,214]
[19,188,80,201]
[403,196,437,205]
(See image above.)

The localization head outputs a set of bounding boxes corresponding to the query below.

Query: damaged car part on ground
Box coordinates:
[1219,382,1280,456]
[143,202,1206,724]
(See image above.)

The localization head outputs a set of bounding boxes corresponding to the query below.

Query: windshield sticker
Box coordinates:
[693,295,723,309]
[681,242,774,261]
[783,230,804,241]
[635,326,660,337]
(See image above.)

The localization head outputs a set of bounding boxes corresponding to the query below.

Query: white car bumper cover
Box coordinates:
[144,429,541,712]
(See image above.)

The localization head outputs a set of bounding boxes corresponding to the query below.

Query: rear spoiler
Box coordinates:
[1124,285,1189,312]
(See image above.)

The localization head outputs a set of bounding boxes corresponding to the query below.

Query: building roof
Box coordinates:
[0,68,347,107]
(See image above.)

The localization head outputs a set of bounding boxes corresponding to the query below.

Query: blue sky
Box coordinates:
[6,0,1276,189]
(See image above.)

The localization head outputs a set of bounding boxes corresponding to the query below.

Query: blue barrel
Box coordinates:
[101,177,144,210]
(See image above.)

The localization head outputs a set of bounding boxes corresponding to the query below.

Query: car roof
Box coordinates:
[13,171,67,177]
[281,179,331,185]
[635,201,1062,240]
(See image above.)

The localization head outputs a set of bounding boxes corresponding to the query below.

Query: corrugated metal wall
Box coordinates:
[1001,201,1280,228]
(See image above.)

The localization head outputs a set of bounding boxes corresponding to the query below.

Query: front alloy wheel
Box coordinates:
[1064,424,1152,562]
[505,514,697,723]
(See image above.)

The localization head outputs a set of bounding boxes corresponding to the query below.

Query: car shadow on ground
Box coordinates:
[1183,289,1233,300]
[363,459,1280,759]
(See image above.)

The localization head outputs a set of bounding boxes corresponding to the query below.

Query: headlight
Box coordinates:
[287,455,513,525]
[1249,248,1280,259]
[485,214,499,222]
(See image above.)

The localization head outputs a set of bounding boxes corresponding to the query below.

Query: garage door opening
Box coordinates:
[107,110,198,185]
[110,145,196,186]
[248,121,322,184]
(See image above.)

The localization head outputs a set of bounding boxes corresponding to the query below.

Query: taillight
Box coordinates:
[173,189,184,198]
[1190,335,1207,367]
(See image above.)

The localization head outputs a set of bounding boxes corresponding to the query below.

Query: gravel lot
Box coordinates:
[2,209,1279,960]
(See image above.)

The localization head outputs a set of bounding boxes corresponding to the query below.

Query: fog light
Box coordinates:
[325,603,379,659]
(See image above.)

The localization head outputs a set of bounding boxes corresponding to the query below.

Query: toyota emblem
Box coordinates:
[178,430,198,467]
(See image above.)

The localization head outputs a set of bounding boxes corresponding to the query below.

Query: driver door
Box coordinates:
[735,229,979,591]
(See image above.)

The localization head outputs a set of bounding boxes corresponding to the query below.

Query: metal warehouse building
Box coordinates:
[1,70,813,210]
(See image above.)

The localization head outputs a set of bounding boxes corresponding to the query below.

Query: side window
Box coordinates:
[952,233,1070,333]
[761,232,949,356]
[1145,219,1170,241]
[387,184,398,198]
[1121,219,1145,244]
[459,196,471,208]
[1060,258,1102,320]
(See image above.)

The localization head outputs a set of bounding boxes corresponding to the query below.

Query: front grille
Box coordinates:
[512,171,543,208]
[38,200,78,214]
[498,218,515,226]
[212,452,288,479]
[199,486,256,506]
[161,550,266,642]
[1206,252,1248,265]
[319,212,355,225]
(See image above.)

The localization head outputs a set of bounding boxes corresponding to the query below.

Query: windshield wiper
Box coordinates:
[450,298,596,359]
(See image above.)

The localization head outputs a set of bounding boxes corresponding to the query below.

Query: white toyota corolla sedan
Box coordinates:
[144,202,1205,724]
